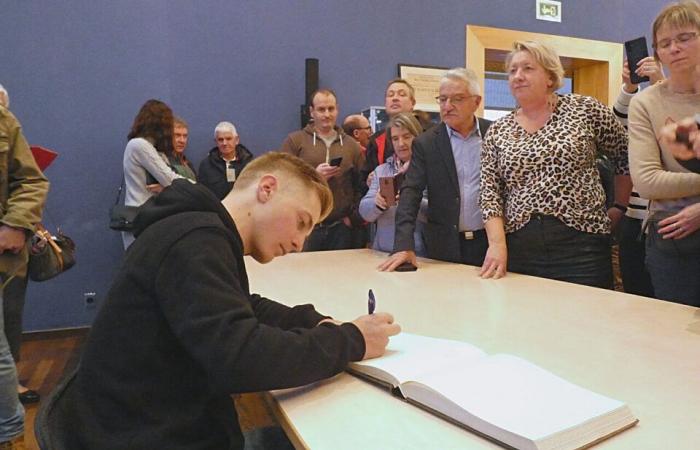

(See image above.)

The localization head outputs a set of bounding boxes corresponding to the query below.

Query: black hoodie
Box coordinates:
[60,180,365,449]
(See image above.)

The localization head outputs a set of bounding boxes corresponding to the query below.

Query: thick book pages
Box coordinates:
[348,333,637,450]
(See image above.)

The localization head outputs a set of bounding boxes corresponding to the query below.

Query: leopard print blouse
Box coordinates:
[480,94,629,235]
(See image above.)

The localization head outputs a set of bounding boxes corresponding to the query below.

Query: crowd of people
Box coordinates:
[0,1,697,449]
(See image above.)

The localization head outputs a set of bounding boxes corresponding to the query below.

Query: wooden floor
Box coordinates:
[17,329,87,450]
[16,328,276,449]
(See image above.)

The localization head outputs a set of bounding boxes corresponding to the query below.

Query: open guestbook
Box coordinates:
[348,333,637,450]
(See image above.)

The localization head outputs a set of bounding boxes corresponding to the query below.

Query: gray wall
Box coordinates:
[0,0,664,330]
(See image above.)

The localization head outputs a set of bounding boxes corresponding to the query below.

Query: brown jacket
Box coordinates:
[0,106,49,278]
[279,124,364,223]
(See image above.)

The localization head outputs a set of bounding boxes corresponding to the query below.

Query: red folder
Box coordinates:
[30,146,58,171]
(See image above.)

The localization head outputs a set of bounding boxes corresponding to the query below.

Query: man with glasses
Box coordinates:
[342,114,372,153]
[361,78,416,187]
[379,67,491,271]
[198,121,254,200]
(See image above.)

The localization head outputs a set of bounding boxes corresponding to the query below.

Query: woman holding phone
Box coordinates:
[359,113,427,255]
[628,1,700,306]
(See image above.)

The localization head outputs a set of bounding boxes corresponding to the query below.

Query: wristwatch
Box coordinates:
[612,203,628,213]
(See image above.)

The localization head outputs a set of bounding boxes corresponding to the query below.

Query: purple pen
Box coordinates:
[368,289,376,315]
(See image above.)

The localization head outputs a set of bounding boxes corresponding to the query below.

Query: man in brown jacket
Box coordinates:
[0,104,48,449]
[280,89,364,251]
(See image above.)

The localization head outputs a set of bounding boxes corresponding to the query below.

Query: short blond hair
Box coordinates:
[652,1,700,53]
[506,40,565,92]
[235,152,333,221]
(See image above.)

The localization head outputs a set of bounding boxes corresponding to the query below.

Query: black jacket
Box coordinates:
[198,144,254,199]
[394,119,491,262]
[58,180,365,449]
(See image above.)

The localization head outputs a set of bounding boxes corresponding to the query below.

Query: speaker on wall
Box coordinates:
[301,58,319,128]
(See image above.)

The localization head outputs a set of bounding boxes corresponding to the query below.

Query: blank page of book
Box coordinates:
[411,354,626,440]
[351,333,486,385]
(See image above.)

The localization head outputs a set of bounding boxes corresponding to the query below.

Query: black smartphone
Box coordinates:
[395,262,418,272]
[329,156,343,167]
[624,37,650,85]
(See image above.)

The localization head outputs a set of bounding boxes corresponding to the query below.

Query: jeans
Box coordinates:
[3,276,28,362]
[507,215,613,289]
[0,289,24,442]
[645,224,700,307]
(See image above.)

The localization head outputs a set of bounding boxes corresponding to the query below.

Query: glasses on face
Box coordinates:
[435,94,477,106]
[654,31,698,50]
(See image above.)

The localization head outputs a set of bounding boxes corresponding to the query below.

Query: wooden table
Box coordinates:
[245,249,700,450]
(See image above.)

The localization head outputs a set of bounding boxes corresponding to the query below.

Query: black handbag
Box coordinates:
[27,224,76,282]
[109,178,140,231]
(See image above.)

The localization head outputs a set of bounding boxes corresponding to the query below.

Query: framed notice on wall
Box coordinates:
[397,64,448,112]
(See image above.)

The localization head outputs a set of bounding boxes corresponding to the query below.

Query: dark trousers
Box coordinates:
[617,216,654,297]
[458,230,488,266]
[3,275,27,363]
[645,224,700,307]
[507,215,613,289]
[304,221,354,252]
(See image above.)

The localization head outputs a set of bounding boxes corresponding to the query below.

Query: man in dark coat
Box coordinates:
[198,121,254,199]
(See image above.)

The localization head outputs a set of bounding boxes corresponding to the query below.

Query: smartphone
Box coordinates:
[624,37,650,85]
[329,156,343,167]
[395,262,418,272]
[379,176,398,206]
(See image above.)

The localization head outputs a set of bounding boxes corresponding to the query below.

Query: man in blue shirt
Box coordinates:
[379,68,491,271]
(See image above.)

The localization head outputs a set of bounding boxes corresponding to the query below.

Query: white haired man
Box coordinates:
[198,121,254,199]
[379,68,492,271]
[0,85,9,109]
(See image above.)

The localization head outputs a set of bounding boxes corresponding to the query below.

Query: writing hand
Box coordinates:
[352,312,401,359]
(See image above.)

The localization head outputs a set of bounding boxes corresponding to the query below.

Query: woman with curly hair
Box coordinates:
[122,99,183,248]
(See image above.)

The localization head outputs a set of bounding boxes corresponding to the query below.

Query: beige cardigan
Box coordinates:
[628,81,700,213]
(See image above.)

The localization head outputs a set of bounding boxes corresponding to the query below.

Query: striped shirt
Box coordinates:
[614,87,649,220]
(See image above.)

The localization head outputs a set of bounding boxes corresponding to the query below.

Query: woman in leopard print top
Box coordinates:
[479,40,630,288]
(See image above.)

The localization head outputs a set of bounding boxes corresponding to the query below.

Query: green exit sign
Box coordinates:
[537,0,562,22]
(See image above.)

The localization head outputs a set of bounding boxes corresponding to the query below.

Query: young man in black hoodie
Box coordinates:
[46,153,399,449]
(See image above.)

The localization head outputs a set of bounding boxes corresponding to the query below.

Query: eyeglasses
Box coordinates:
[654,31,698,50]
[435,94,478,105]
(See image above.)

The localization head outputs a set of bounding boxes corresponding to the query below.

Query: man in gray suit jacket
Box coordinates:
[379,68,491,271]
